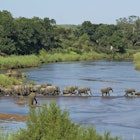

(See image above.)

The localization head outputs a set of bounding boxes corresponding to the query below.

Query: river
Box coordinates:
[0,61,140,140]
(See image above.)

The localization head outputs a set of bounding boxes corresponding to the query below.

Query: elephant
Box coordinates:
[1,87,13,96]
[77,87,91,96]
[41,83,52,88]
[125,88,136,96]
[12,85,25,96]
[101,87,113,96]
[62,88,71,95]
[43,86,60,95]
[22,84,34,96]
[28,92,38,106]
[64,86,78,94]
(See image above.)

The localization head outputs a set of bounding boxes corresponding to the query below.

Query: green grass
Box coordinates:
[133,52,140,70]
[0,50,136,70]
[0,55,41,69]
[40,51,106,63]
[0,131,15,140]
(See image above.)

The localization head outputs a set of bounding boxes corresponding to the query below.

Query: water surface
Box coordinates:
[1,61,140,140]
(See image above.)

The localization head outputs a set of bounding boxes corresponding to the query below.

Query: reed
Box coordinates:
[0,130,15,140]
[0,51,136,70]
[0,55,41,69]
[41,51,105,63]
[133,52,140,70]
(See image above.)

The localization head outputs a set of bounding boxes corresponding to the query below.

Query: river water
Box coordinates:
[0,61,140,140]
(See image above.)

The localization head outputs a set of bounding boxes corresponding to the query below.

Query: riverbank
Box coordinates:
[0,51,135,70]
[0,113,27,122]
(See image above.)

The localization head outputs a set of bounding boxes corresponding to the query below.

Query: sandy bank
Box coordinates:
[0,113,27,122]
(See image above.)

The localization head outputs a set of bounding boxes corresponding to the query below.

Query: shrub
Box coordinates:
[0,74,22,87]
[13,101,119,140]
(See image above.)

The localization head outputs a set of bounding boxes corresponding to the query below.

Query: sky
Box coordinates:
[0,0,140,25]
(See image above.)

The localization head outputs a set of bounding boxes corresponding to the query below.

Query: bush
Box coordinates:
[0,74,22,87]
[13,101,119,140]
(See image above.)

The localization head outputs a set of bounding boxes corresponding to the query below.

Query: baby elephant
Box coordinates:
[101,87,113,96]
[125,88,135,96]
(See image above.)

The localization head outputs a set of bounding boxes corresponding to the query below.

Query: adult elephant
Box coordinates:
[101,87,113,96]
[64,86,78,95]
[62,88,71,95]
[44,86,60,96]
[12,85,25,96]
[77,87,91,96]
[124,88,135,96]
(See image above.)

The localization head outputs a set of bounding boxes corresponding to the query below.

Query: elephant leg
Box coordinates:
[108,92,110,96]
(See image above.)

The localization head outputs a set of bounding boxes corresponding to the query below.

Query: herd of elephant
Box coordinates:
[0,83,140,97]
[0,84,92,96]
[2,69,140,97]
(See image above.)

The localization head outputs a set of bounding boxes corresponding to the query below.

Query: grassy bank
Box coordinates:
[42,51,107,62]
[133,52,140,70]
[0,51,106,69]
[0,55,41,69]
[0,51,134,70]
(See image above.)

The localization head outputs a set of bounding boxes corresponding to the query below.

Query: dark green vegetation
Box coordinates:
[0,10,140,70]
[1,101,119,140]
[0,10,140,59]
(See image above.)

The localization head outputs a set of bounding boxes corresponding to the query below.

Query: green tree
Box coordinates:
[0,10,17,54]
[0,37,16,54]
[73,33,92,53]
[116,15,140,47]
[94,24,117,45]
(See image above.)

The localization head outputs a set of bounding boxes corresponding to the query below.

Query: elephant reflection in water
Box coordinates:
[124,88,135,96]
[101,87,113,96]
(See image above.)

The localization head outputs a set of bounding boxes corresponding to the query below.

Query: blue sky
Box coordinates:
[0,0,140,25]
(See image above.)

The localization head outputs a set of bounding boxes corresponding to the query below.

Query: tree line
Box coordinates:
[0,10,140,56]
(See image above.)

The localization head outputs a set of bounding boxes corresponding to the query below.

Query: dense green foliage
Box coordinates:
[7,101,119,140]
[0,10,140,56]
